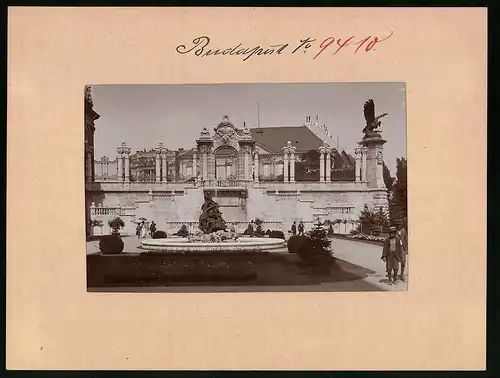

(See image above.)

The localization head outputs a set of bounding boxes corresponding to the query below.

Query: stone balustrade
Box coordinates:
[89,202,123,216]
[86,180,378,194]
[200,179,251,188]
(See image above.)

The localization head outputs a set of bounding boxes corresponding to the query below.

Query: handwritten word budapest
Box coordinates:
[175,33,394,62]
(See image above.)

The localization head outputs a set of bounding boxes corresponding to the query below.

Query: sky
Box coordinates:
[91,83,406,174]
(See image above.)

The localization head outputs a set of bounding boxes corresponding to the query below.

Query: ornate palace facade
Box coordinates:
[85,89,389,236]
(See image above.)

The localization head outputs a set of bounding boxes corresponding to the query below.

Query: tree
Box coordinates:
[383,162,395,192]
[306,219,332,255]
[375,207,390,231]
[176,224,189,237]
[358,204,377,234]
[388,157,408,228]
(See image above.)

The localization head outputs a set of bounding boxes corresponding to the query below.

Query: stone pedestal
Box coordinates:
[358,132,387,189]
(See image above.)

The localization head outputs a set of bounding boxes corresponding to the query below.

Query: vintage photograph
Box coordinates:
[85,83,408,292]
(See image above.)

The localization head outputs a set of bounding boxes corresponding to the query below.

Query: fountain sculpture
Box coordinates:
[140,191,285,252]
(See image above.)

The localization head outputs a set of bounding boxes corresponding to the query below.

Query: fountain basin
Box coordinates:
[141,237,285,253]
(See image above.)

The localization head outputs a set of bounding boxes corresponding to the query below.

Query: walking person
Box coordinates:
[140,221,147,239]
[297,221,305,236]
[382,226,403,284]
[150,221,157,237]
[136,222,142,239]
[291,221,297,236]
[397,222,408,281]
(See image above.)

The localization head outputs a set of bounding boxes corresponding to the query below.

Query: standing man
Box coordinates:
[397,222,409,281]
[136,222,142,239]
[297,221,305,236]
[291,221,297,236]
[150,221,157,237]
[382,226,403,284]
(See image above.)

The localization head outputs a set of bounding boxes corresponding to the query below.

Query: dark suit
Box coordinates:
[397,228,408,278]
[382,235,403,279]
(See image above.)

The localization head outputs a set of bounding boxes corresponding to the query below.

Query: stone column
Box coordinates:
[116,144,124,182]
[124,148,130,182]
[318,146,325,182]
[85,147,93,182]
[243,148,250,180]
[361,147,368,182]
[203,150,208,181]
[254,152,259,183]
[192,152,197,180]
[206,147,214,181]
[354,147,362,182]
[155,143,162,182]
[325,147,332,182]
[289,150,296,183]
[376,149,385,188]
[283,152,289,182]
[162,151,168,182]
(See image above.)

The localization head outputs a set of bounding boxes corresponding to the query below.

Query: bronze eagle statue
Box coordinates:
[362,99,388,133]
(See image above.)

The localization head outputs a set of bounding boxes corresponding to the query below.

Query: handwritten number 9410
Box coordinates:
[313,31,394,60]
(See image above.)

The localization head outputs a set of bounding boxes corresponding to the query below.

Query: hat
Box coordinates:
[388,226,397,232]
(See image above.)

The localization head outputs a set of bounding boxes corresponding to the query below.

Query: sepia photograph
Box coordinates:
[85,82,408,292]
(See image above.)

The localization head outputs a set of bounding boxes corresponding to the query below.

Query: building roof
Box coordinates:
[249,126,325,153]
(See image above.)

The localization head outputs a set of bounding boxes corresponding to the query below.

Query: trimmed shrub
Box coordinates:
[98,235,124,254]
[153,230,168,239]
[176,224,189,237]
[108,217,125,235]
[296,240,315,265]
[243,225,254,236]
[270,230,285,240]
[287,235,309,253]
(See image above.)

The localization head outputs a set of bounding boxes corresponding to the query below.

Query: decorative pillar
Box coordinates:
[123,143,131,183]
[116,143,125,182]
[282,141,296,183]
[203,149,208,181]
[208,146,215,181]
[361,147,368,182]
[354,147,362,182]
[192,152,197,180]
[358,131,387,190]
[289,149,296,183]
[283,151,289,182]
[243,148,250,180]
[376,150,385,188]
[325,145,332,182]
[196,127,213,183]
[85,144,93,182]
[318,145,326,182]
[161,150,168,182]
[238,125,255,182]
[155,142,163,182]
[254,152,259,183]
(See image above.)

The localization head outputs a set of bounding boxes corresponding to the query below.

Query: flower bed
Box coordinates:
[348,234,385,242]
[86,252,363,288]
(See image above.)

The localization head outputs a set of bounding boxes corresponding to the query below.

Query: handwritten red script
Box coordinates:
[313,32,394,60]
[175,33,394,62]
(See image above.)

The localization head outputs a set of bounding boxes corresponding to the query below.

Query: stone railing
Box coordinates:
[89,202,123,216]
[198,179,251,188]
[164,221,284,235]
